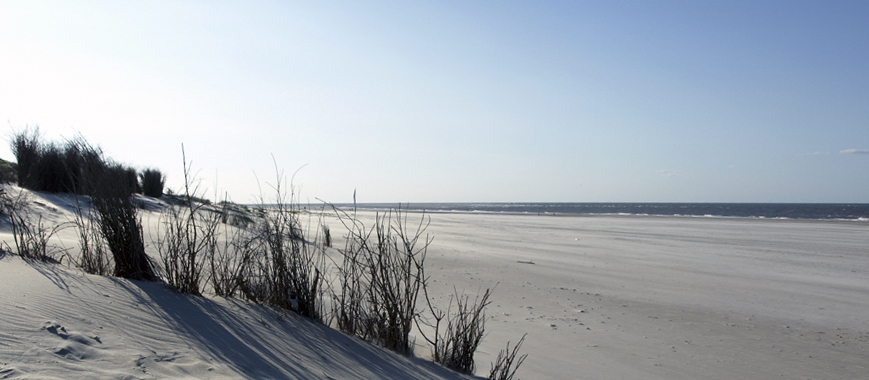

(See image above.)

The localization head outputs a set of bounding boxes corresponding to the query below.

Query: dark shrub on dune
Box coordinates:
[89,162,156,281]
[31,143,70,193]
[139,168,165,198]
[11,127,41,189]
[8,128,156,281]
[9,128,145,195]
[11,128,76,193]
[68,139,154,280]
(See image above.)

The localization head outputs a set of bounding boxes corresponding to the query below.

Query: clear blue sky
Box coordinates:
[1,1,867,203]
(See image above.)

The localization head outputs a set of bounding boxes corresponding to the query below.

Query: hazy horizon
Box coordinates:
[2,1,867,203]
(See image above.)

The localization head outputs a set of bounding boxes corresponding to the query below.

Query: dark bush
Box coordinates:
[31,143,70,193]
[10,128,79,193]
[8,129,148,196]
[11,127,41,189]
[61,136,104,195]
[140,168,165,198]
[125,167,141,194]
[89,162,157,281]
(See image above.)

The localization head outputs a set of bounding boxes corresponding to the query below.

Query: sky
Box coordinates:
[1,0,867,203]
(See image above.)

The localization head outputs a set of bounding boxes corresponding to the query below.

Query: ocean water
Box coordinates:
[333,203,869,221]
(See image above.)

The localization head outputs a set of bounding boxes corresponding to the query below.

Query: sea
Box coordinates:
[329,203,869,221]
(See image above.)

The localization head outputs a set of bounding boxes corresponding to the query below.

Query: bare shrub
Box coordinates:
[331,205,430,355]
[210,215,259,298]
[155,202,218,295]
[0,187,69,262]
[154,147,219,295]
[330,202,527,368]
[330,205,368,337]
[365,209,429,354]
[488,334,528,380]
[237,163,326,321]
[418,288,492,374]
[208,199,261,298]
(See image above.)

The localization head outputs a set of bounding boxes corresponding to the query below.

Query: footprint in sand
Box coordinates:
[42,321,103,360]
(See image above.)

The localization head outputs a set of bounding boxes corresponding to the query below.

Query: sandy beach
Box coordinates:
[2,191,869,379]
[393,212,869,379]
[5,1,867,378]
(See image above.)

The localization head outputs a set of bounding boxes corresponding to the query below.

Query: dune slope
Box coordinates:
[0,253,472,380]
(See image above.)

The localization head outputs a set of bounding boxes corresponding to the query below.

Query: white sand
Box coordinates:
[2,189,868,379]
[404,212,869,379]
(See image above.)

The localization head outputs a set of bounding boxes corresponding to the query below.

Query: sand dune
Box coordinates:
[0,252,474,379]
[2,190,868,379]
[0,189,473,380]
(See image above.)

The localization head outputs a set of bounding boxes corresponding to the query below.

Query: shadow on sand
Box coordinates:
[119,280,467,380]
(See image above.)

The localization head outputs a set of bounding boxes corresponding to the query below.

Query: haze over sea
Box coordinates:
[335,203,869,220]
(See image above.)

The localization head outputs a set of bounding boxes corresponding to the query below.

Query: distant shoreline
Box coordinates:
[289,202,869,221]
